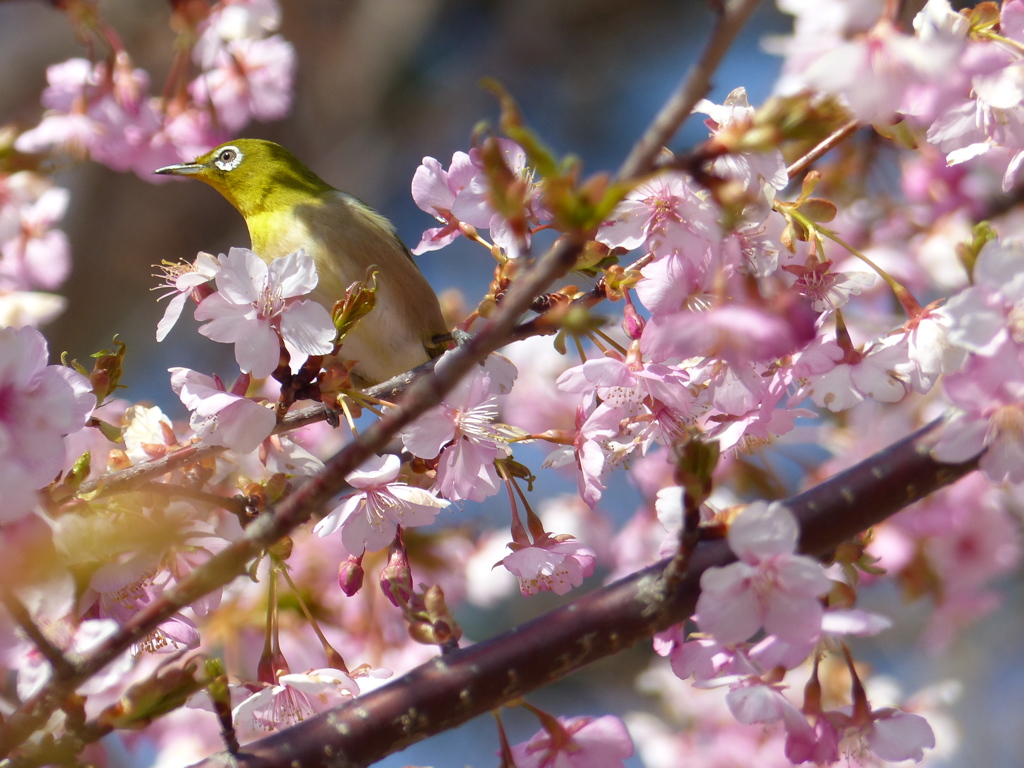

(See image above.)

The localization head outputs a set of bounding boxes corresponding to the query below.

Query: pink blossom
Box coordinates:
[597,171,720,260]
[829,706,937,763]
[801,19,961,124]
[653,625,751,682]
[155,252,221,342]
[556,352,693,425]
[864,709,936,762]
[410,140,542,257]
[0,174,72,292]
[398,353,515,502]
[552,349,696,505]
[14,55,169,181]
[14,58,102,158]
[313,453,449,554]
[189,35,296,131]
[783,260,875,313]
[541,404,609,508]
[170,367,277,453]
[409,153,476,253]
[121,404,178,463]
[931,341,1024,482]
[792,336,911,412]
[194,247,335,378]
[695,501,830,646]
[641,301,816,367]
[193,0,283,69]
[693,87,788,194]
[749,608,892,671]
[634,248,721,317]
[926,0,1024,190]
[509,715,634,768]
[726,680,809,731]
[900,306,966,394]
[703,365,811,452]
[942,238,1024,356]
[0,326,93,522]
[499,535,596,596]
[231,668,360,744]
[82,543,200,656]
[785,715,841,765]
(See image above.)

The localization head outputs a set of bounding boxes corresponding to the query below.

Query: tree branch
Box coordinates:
[182,418,976,768]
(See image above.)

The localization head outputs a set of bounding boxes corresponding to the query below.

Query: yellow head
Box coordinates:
[155,139,333,220]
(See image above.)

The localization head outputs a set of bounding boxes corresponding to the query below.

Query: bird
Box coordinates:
[155,138,450,387]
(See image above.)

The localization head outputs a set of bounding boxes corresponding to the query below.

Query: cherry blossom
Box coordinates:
[783,260,875,313]
[942,237,1024,356]
[0,172,72,293]
[509,715,634,768]
[931,341,1024,483]
[693,87,789,195]
[0,572,133,701]
[556,348,696,467]
[189,35,296,132]
[0,290,66,328]
[409,152,477,253]
[193,0,284,69]
[800,17,962,125]
[695,501,831,646]
[926,0,1024,190]
[499,534,596,596]
[398,353,516,503]
[0,325,93,522]
[231,668,360,744]
[121,404,178,463]
[155,251,221,342]
[313,453,450,555]
[410,139,542,257]
[597,171,720,261]
[170,367,277,453]
[193,247,335,378]
[792,335,910,412]
[641,300,816,367]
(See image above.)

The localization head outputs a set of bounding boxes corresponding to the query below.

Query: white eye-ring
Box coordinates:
[213,146,243,172]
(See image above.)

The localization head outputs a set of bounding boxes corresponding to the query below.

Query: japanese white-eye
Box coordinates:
[156,139,449,387]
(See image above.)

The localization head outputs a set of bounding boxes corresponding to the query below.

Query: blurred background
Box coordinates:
[2,1,1021,766]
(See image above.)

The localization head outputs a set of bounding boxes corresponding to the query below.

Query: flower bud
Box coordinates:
[379,537,413,608]
[338,554,364,597]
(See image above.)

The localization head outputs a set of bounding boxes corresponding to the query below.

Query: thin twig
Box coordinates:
[786,119,860,180]
[0,591,77,682]
[616,0,766,182]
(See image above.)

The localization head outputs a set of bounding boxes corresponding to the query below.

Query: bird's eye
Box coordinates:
[213,146,243,172]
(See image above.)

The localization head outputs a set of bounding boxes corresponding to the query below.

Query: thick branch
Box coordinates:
[188,418,977,768]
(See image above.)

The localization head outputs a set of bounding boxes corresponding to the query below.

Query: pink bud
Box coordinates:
[338,554,364,597]
[622,298,646,339]
[379,537,413,608]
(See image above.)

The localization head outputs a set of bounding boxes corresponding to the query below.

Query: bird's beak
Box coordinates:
[154,161,204,177]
